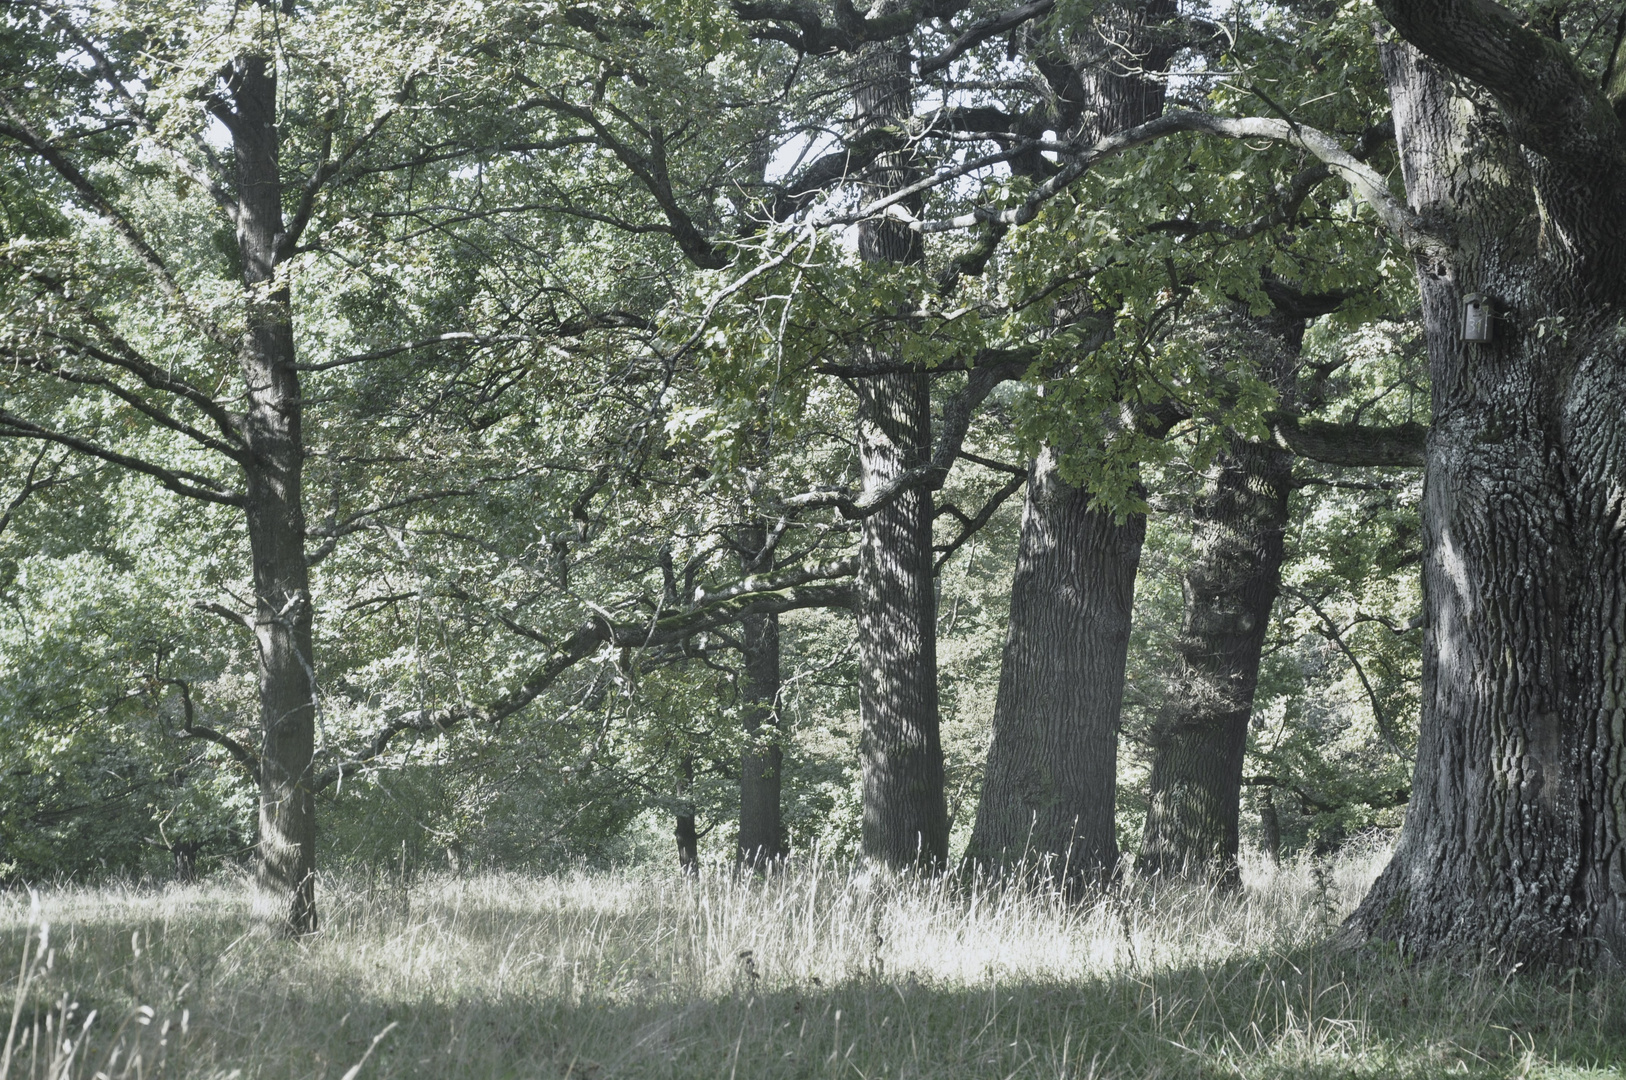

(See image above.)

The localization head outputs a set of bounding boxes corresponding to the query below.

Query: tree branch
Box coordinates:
[934,470,1027,571]
[784,343,1045,519]
[0,444,60,539]
[527,93,727,268]
[0,96,233,350]
[165,679,260,787]
[729,0,956,54]
[1284,585,1404,752]
[918,0,1055,75]
[1244,774,1410,814]
[16,350,247,462]
[1269,414,1427,468]
[194,600,255,632]
[0,411,245,505]
[879,110,1449,260]
[311,575,856,792]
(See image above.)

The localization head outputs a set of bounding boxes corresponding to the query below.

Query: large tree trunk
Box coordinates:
[220,56,318,935]
[964,449,1144,887]
[964,0,1175,887]
[1344,35,1626,963]
[1137,434,1292,882]
[850,24,948,870]
[1136,277,1354,881]
[737,608,784,867]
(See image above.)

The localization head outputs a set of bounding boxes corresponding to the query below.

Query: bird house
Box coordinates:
[1462,293,1492,342]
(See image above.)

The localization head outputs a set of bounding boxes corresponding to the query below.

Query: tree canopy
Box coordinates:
[3,0,1622,964]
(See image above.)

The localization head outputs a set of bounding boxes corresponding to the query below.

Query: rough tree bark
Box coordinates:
[852,21,948,870]
[964,0,1175,888]
[676,754,700,875]
[1135,291,1352,882]
[735,521,785,870]
[965,448,1146,885]
[211,55,319,935]
[1137,433,1292,882]
[1340,6,1626,963]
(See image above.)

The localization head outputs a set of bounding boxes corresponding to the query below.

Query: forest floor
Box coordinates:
[1,839,1622,1080]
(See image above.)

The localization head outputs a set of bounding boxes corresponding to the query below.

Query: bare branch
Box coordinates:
[194,600,255,632]
[848,110,1449,259]
[919,0,1055,75]
[1269,414,1427,468]
[1284,585,1405,752]
[165,679,260,787]
[934,470,1027,571]
[0,411,245,505]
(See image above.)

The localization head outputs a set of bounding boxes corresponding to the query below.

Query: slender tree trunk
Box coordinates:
[1137,434,1292,883]
[965,448,1144,887]
[965,0,1175,887]
[856,367,946,868]
[218,56,318,935]
[1343,40,1626,963]
[737,607,784,867]
[1258,788,1281,866]
[676,753,699,875]
[851,25,947,869]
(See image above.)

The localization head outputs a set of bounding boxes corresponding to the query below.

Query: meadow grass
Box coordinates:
[1,837,1622,1079]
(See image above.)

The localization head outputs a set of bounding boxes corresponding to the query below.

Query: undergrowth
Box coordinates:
[1,837,1622,1079]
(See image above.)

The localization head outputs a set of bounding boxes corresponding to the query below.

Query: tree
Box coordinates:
[1137,287,1356,883]
[736,526,786,867]
[1337,2,1626,962]
[964,0,1178,888]
[0,0,359,932]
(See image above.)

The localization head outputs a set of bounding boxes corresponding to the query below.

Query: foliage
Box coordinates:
[0,0,1436,884]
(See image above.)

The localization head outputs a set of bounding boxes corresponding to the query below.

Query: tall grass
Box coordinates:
[1,837,1621,1079]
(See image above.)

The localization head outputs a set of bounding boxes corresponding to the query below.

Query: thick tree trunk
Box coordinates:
[737,608,784,867]
[1344,40,1626,963]
[851,26,948,869]
[222,56,318,935]
[964,1,1175,887]
[1137,435,1291,882]
[965,448,1144,887]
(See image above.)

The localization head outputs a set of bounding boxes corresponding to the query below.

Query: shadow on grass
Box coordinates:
[2,876,1624,1080]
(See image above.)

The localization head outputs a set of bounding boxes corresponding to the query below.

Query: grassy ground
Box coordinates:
[1,839,1622,1079]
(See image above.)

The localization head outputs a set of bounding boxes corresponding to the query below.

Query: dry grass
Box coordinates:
[2,837,1622,1079]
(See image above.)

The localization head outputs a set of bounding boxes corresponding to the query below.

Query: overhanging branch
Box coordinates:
[1269,414,1427,468]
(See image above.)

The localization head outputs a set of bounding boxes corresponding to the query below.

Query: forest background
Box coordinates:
[11,0,1626,1073]
[2,0,1623,976]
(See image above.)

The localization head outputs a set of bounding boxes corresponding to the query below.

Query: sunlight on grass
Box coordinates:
[1,837,1622,1079]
